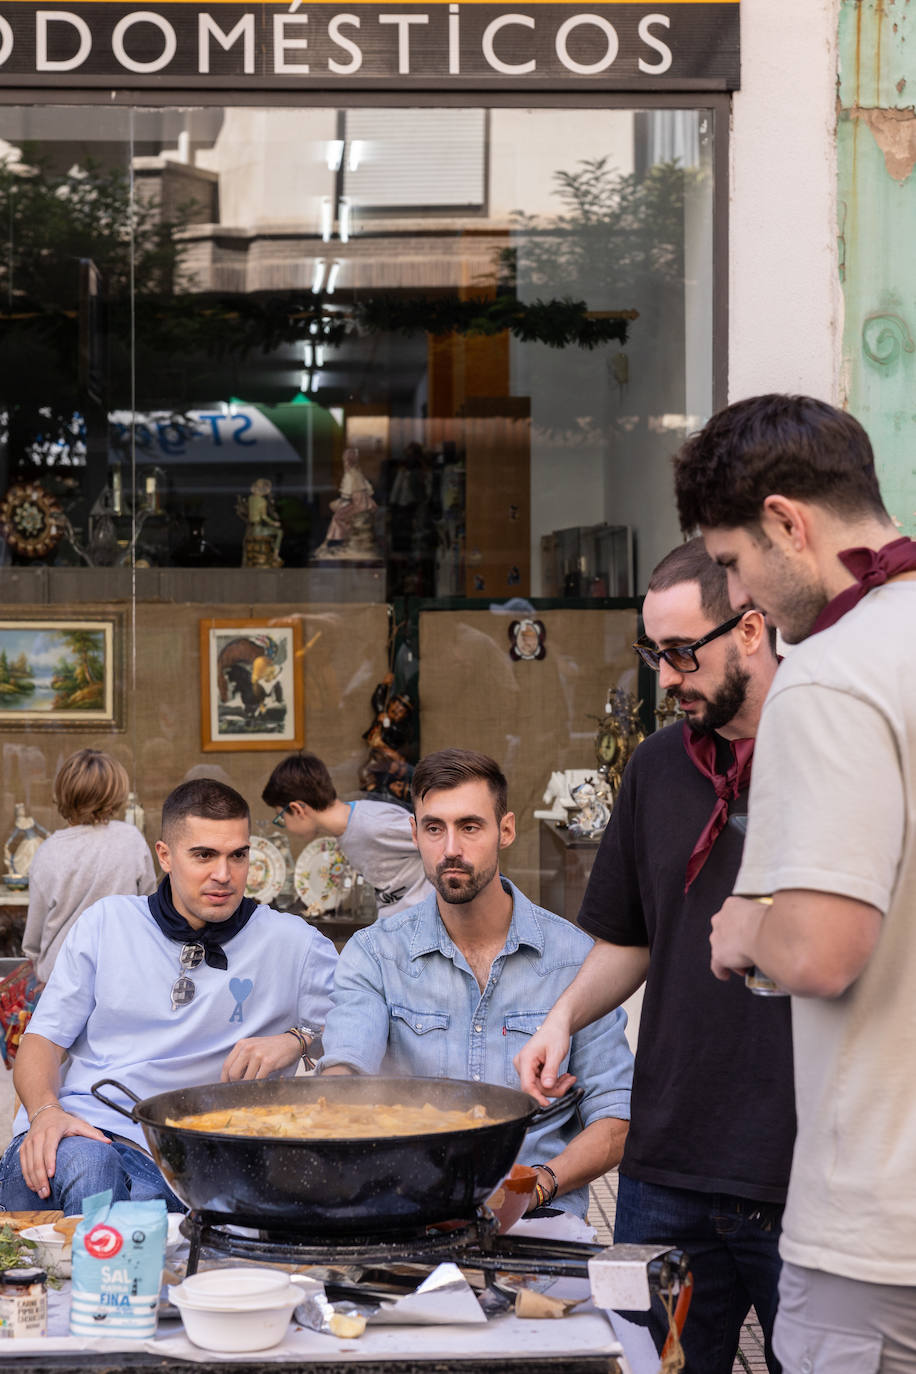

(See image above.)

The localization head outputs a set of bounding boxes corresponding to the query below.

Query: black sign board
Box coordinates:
[0,1,739,90]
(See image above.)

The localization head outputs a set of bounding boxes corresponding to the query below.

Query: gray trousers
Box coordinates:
[774,1262,916,1374]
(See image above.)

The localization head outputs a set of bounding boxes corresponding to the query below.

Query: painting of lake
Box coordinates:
[0,619,118,726]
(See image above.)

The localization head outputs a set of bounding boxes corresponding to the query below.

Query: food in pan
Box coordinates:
[165,1096,500,1139]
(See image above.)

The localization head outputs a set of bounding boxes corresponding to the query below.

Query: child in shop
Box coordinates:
[22,749,156,983]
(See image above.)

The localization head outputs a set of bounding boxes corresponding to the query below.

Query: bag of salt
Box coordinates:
[70,1189,167,1340]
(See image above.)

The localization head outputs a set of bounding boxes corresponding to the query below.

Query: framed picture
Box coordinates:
[200,618,304,752]
[0,613,124,729]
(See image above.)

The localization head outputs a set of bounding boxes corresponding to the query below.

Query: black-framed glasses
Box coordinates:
[633,611,746,674]
[170,942,205,1011]
[272,805,292,829]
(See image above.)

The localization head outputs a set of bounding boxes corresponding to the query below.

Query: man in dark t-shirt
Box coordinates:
[516,539,794,1374]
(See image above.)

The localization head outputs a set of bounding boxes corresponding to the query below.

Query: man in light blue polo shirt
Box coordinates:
[319,748,632,1218]
[0,778,337,1215]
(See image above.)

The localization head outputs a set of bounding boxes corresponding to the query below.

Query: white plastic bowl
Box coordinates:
[174,1266,295,1309]
[20,1222,76,1278]
[168,1277,301,1353]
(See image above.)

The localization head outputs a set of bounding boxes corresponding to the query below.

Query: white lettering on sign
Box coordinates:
[0,5,729,83]
[273,12,309,73]
[199,12,254,74]
[377,13,429,75]
[36,9,91,71]
[637,13,672,73]
[112,10,176,71]
[481,13,534,75]
[327,12,362,73]
[555,13,618,75]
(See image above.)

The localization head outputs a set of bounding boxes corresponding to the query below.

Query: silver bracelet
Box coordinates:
[28,1102,61,1128]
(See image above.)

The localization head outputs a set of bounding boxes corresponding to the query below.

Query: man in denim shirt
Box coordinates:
[319,748,632,1218]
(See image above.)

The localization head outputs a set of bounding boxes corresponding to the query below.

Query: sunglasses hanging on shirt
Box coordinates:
[170,941,205,1011]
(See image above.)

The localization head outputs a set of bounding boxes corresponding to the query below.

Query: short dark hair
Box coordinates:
[673,394,888,532]
[160,778,249,843]
[261,753,337,811]
[647,538,735,624]
[411,749,508,821]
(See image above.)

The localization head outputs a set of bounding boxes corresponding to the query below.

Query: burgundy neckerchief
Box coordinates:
[682,721,755,894]
[810,536,916,635]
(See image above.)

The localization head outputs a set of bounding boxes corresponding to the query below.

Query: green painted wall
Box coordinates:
[838,0,916,534]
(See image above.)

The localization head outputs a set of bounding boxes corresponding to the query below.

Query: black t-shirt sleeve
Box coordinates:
[578,759,649,947]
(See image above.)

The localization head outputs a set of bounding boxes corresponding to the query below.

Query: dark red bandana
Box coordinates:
[810,536,916,635]
[682,721,755,893]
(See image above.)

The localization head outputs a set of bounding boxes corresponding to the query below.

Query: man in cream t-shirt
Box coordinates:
[674,393,916,1373]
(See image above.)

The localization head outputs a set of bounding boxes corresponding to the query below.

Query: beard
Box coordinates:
[430,855,499,905]
[683,653,752,737]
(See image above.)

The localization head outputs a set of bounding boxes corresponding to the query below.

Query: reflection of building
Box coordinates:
[0,0,870,926]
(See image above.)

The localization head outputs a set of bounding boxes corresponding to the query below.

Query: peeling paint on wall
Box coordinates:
[850,104,916,181]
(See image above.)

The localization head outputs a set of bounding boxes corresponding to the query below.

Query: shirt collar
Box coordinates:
[409,877,546,961]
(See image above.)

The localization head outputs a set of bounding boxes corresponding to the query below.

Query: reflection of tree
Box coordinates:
[499,157,705,443]
[0,152,198,472]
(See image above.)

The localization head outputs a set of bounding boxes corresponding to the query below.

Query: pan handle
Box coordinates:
[91,1078,142,1122]
[526,1084,585,1127]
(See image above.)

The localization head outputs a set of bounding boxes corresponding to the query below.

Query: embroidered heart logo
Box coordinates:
[229,978,253,1003]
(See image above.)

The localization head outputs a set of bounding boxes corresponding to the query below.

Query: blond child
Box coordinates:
[22,750,156,982]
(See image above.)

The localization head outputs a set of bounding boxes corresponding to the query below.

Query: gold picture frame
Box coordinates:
[200,617,304,752]
[0,612,124,729]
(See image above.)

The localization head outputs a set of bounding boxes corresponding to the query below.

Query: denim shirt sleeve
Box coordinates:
[317,930,391,1074]
[568,1004,633,1125]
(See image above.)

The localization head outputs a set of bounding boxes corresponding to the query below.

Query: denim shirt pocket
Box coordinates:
[389,1004,451,1078]
[503,1012,568,1089]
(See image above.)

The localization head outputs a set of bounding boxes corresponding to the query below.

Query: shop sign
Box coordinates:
[0,1,739,90]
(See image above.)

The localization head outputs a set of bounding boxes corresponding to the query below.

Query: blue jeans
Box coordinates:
[0,1131,186,1216]
[614,1173,783,1374]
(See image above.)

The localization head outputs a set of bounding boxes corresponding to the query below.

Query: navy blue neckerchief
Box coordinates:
[147,875,258,970]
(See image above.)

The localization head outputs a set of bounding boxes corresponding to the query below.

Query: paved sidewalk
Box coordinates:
[589,1171,768,1374]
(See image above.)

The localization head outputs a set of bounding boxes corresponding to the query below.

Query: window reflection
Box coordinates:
[0,104,713,595]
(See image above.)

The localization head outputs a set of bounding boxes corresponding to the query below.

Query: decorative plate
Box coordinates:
[294,838,354,916]
[245,835,287,905]
[0,482,66,558]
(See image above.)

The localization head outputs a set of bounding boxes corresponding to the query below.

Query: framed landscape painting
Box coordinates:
[200,618,304,752]
[0,614,123,728]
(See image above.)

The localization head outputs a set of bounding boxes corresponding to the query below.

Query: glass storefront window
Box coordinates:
[0,100,718,929]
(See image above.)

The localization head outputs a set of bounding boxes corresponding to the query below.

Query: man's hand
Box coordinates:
[513,1016,576,1108]
[220,1033,302,1082]
[709,897,766,982]
[19,1106,107,1200]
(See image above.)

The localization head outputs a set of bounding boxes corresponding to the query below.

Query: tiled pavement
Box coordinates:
[589,1171,768,1374]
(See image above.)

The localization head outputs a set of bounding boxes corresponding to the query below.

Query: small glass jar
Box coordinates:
[0,1267,48,1338]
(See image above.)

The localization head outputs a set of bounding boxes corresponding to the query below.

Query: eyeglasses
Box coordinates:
[170,942,205,1011]
[633,611,746,674]
[272,805,292,829]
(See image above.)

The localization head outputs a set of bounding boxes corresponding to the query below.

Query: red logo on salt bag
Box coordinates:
[84,1224,123,1260]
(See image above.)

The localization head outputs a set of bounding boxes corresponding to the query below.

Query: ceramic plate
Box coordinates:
[293,838,354,915]
[245,836,287,905]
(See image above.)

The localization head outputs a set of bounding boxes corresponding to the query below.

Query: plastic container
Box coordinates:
[168,1268,305,1352]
